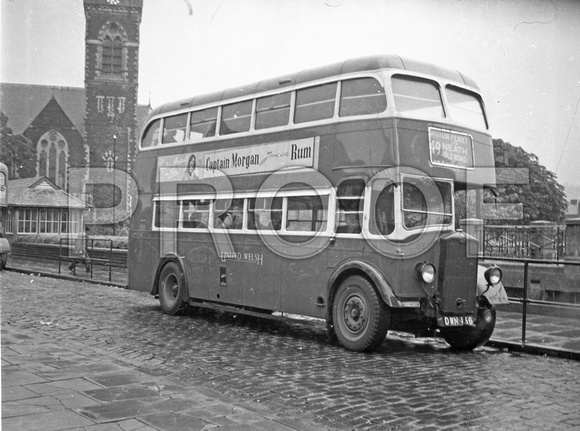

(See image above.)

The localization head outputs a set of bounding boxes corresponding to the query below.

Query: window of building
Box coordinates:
[37,130,68,189]
[220,101,252,135]
[255,92,291,130]
[189,107,218,139]
[336,180,365,234]
[39,209,60,234]
[61,210,70,234]
[18,208,38,233]
[392,75,444,120]
[97,96,105,112]
[294,83,337,124]
[339,78,387,117]
[101,24,124,75]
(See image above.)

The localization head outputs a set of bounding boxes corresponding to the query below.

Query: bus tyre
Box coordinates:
[332,275,390,352]
[158,262,188,315]
[440,305,496,350]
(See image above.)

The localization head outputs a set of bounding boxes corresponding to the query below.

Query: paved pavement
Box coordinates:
[2,257,580,430]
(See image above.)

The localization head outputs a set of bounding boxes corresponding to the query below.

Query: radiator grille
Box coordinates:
[438,233,478,314]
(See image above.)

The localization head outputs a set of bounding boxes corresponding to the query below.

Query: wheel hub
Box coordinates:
[343,296,366,332]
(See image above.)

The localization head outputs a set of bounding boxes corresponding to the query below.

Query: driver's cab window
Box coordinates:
[372,184,395,236]
[402,177,453,229]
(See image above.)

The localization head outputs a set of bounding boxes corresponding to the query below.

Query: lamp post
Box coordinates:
[112,134,116,236]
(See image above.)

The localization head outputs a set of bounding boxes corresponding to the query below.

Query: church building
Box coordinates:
[0,0,149,201]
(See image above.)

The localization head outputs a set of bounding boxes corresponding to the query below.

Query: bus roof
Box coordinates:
[149,54,479,118]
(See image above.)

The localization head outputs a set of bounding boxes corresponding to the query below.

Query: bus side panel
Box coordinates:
[371,242,438,300]
[278,239,328,319]
[128,191,154,292]
[128,234,152,292]
[241,235,281,311]
[208,233,244,306]
[179,233,212,301]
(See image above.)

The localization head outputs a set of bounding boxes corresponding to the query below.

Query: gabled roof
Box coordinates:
[0,82,150,137]
[0,83,86,135]
[8,177,87,209]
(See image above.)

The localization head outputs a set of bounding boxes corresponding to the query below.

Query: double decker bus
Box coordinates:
[0,162,10,270]
[129,55,507,352]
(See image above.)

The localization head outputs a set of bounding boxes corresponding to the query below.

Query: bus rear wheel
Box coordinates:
[332,275,390,352]
[158,262,188,315]
[440,306,496,350]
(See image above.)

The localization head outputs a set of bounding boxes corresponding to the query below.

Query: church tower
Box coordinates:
[83,0,143,179]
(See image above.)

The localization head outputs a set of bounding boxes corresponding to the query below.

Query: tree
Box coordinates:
[0,112,36,179]
[484,139,567,224]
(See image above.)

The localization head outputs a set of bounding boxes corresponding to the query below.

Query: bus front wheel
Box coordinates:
[440,305,496,350]
[332,275,390,352]
[158,262,188,315]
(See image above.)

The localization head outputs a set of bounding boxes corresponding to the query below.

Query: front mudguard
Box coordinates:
[477,264,509,305]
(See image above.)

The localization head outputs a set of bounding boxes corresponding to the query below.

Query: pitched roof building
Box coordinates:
[4,177,88,237]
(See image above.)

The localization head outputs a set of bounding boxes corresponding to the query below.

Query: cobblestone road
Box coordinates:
[2,271,580,430]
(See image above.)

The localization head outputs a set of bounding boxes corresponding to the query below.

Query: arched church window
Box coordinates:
[37,131,69,190]
[98,22,127,79]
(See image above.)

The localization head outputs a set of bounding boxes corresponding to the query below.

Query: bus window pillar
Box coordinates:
[459,218,483,257]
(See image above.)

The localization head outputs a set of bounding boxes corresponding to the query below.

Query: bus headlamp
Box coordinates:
[415,262,436,284]
[484,265,502,286]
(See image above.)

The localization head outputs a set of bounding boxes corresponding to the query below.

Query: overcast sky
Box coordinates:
[1,0,579,191]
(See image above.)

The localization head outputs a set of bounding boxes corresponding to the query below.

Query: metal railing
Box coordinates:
[482,256,580,357]
[483,225,566,260]
[58,238,115,282]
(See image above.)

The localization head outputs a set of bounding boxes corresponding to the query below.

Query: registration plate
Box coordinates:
[439,315,474,327]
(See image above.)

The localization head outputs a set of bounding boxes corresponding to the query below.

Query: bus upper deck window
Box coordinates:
[294,82,337,124]
[255,92,291,130]
[163,113,188,144]
[141,120,161,148]
[221,101,252,135]
[190,107,217,139]
[445,86,487,130]
[339,78,387,117]
[392,75,444,120]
